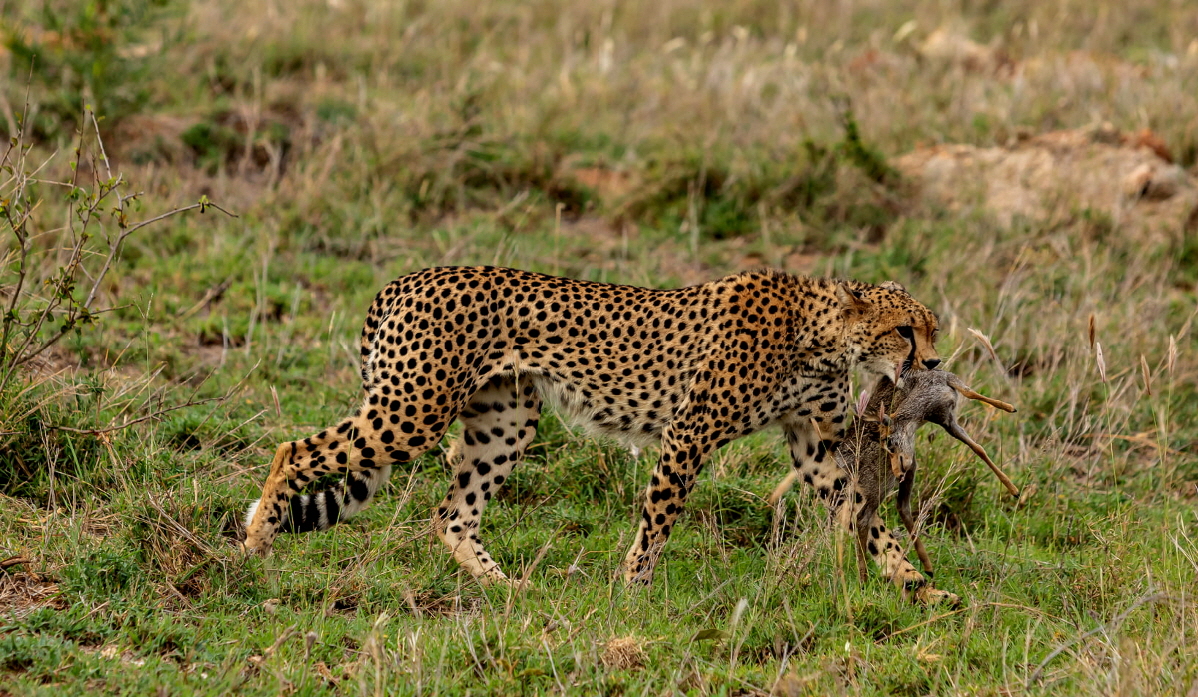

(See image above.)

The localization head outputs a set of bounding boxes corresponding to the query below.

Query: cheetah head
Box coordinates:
[837,280,940,381]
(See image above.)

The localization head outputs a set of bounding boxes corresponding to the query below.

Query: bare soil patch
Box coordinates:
[894,124,1197,237]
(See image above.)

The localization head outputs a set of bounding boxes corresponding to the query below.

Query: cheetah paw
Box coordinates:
[620,568,654,587]
[238,538,272,558]
[473,568,522,589]
[914,585,961,608]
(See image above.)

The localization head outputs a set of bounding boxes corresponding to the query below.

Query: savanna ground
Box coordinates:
[2,0,1197,694]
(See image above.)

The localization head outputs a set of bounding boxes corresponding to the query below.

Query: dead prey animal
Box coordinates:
[770,369,1017,595]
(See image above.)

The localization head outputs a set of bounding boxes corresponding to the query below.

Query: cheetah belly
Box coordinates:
[528,373,664,449]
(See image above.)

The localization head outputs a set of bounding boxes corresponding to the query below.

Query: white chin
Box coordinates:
[859,358,895,379]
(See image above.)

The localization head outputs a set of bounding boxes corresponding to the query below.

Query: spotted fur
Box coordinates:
[242,266,942,596]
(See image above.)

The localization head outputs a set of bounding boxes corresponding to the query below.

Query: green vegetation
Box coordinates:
[2,0,1196,694]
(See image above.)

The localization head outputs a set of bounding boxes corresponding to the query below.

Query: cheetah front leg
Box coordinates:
[433,376,541,585]
[243,413,397,556]
[855,509,957,605]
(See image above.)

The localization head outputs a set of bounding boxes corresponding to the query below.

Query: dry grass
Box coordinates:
[600,636,647,671]
[0,572,62,617]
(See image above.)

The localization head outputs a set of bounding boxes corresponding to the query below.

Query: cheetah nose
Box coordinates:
[923,358,942,369]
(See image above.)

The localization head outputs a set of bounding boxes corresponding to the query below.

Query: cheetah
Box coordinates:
[242,266,943,597]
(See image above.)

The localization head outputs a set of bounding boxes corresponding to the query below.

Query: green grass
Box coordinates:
[3,0,1198,694]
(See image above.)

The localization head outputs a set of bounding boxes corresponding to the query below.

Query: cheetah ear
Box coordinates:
[879,280,907,293]
[836,282,873,324]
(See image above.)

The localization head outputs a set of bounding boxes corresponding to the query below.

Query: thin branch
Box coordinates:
[5,173,99,381]
[82,109,126,309]
[82,201,236,311]
[89,110,113,179]
[0,85,36,377]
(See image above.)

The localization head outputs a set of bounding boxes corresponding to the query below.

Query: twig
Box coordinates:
[83,200,237,312]
[159,580,193,608]
[264,625,298,658]
[516,527,558,592]
[178,280,233,320]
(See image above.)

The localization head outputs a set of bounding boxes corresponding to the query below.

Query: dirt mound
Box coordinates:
[893,125,1198,236]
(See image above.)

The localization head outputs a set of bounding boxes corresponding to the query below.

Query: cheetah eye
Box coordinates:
[895,325,915,340]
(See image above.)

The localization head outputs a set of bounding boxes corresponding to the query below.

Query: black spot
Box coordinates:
[350,476,370,502]
[323,490,341,525]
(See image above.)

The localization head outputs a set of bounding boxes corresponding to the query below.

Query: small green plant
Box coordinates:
[836,106,900,187]
[614,110,901,244]
[180,119,243,174]
[0,107,230,394]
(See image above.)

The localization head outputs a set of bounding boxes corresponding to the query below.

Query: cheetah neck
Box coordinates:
[784,279,856,377]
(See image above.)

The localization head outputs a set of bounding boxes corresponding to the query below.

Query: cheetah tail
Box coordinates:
[244,465,393,534]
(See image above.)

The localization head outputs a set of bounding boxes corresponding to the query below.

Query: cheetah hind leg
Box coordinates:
[433,376,541,586]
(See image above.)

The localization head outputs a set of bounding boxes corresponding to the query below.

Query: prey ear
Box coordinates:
[836,282,873,324]
[879,280,907,293]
